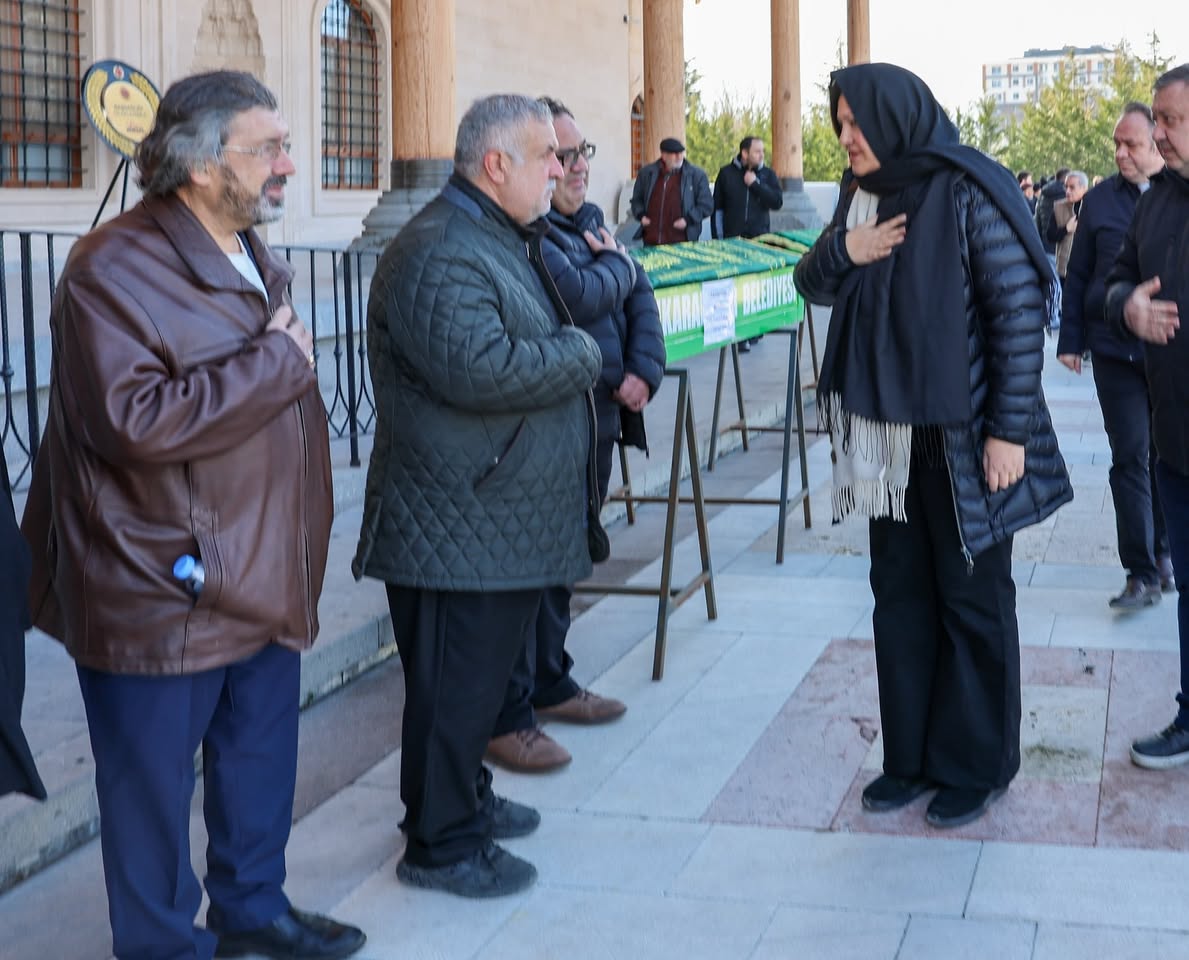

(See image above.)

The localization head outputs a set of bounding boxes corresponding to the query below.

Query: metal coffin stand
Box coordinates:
[574,367,716,681]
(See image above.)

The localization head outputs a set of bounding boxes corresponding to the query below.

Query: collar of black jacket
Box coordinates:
[443,173,549,241]
[141,192,294,300]
[1150,166,1189,196]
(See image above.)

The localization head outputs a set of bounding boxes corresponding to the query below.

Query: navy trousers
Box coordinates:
[494,436,616,734]
[1155,461,1189,729]
[77,643,298,960]
[1093,353,1168,583]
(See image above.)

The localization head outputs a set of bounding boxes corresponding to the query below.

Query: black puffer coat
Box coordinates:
[795,176,1073,560]
[542,203,666,442]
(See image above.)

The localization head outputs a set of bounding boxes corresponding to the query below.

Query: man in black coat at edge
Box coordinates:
[1105,64,1189,771]
[486,96,667,773]
[1,457,46,800]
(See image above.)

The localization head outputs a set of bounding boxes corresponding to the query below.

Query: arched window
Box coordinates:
[0,0,85,187]
[320,0,381,190]
[630,95,644,177]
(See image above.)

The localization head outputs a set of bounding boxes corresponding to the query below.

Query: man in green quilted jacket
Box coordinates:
[353,94,602,899]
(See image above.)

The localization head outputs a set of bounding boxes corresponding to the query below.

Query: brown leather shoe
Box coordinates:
[537,688,627,725]
[1159,554,1177,594]
[485,726,571,773]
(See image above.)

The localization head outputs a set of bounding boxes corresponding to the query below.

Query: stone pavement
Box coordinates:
[8,334,1189,959]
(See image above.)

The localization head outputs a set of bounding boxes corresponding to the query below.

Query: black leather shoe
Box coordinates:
[860,774,934,812]
[1131,722,1189,769]
[925,786,1005,828]
[1109,576,1161,610]
[490,794,540,839]
[396,841,536,898]
[212,907,365,959]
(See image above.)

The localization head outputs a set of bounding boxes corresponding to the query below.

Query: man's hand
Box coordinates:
[743,169,757,187]
[266,305,314,366]
[614,373,650,413]
[1123,276,1180,344]
[983,436,1025,493]
[1065,215,1078,234]
[844,213,907,265]
[583,226,624,255]
[640,216,652,227]
[673,217,688,231]
[1057,353,1082,374]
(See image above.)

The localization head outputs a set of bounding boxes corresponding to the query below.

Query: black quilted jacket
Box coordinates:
[352,179,602,590]
[795,175,1073,561]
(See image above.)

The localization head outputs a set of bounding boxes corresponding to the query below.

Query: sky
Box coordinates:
[683,0,1188,112]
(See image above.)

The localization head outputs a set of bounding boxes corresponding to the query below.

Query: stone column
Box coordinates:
[356,0,456,249]
[768,0,821,230]
[847,0,870,65]
[641,0,685,159]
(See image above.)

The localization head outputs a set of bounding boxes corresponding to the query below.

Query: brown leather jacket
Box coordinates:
[21,194,333,675]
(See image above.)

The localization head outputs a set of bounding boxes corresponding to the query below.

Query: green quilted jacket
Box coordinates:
[352,177,602,590]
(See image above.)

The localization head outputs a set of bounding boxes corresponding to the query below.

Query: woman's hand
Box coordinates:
[844,213,907,265]
[983,436,1025,493]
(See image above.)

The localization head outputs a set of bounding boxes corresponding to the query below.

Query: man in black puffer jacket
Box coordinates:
[711,136,784,240]
[795,64,1071,832]
[354,95,603,899]
[486,97,667,773]
[1105,64,1189,771]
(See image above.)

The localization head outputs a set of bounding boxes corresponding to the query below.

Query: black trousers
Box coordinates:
[494,436,617,734]
[1092,352,1168,583]
[868,459,1021,790]
[385,585,540,867]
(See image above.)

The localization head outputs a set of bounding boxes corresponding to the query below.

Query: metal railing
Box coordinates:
[1,229,380,489]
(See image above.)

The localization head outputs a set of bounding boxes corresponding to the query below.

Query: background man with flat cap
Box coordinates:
[629,137,712,246]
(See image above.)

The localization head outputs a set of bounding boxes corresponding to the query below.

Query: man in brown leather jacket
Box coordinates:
[21,72,364,960]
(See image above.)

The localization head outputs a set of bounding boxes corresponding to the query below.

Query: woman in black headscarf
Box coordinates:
[794,63,1072,828]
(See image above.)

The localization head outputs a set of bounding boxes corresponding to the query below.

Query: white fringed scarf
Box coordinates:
[826,186,912,523]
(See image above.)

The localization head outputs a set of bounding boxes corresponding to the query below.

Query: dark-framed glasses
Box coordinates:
[223,140,293,163]
[556,142,596,168]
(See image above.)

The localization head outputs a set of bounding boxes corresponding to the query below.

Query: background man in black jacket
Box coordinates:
[486,97,666,773]
[1106,64,1189,770]
[712,136,784,240]
[1057,103,1169,612]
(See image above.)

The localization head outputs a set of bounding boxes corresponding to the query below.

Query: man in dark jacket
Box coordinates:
[485,96,667,773]
[353,95,603,897]
[629,138,713,245]
[1105,64,1189,770]
[712,136,784,240]
[1057,103,1169,611]
[1034,166,1070,265]
[21,72,363,960]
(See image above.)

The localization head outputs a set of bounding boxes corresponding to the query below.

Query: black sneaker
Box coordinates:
[860,774,934,812]
[1131,722,1189,769]
[490,794,540,839]
[1109,577,1161,610]
[396,842,537,898]
[925,786,1005,828]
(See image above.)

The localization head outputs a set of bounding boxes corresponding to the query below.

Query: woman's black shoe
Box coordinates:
[860,774,934,811]
[925,786,1005,828]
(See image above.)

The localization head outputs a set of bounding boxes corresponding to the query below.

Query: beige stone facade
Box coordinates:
[2,0,644,244]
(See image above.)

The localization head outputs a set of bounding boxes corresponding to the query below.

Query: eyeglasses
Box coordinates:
[222,140,293,163]
[555,142,596,168]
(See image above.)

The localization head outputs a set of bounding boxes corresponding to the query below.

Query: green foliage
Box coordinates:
[801,102,846,182]
[997,38,1172,180]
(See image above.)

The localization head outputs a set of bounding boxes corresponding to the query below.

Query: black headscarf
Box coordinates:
[817,62,1057,427]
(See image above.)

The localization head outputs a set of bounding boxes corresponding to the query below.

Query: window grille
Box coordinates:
[0,0,85,187]
[320,0,381,190]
